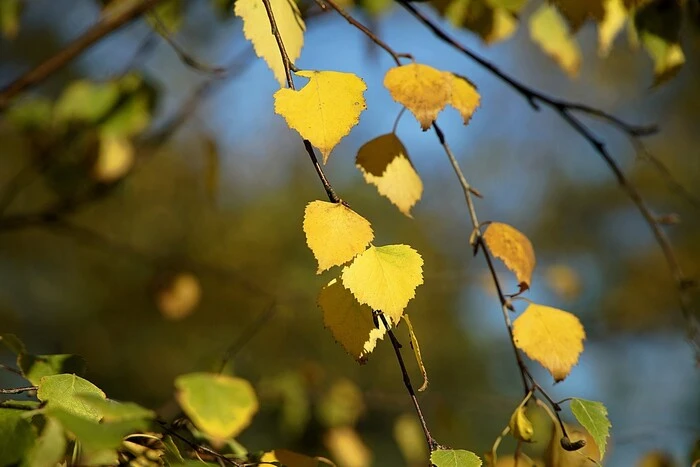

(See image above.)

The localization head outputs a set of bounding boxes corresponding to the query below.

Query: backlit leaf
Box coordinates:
[434,0,517,44]
[0,408,36,466]
[48,407,148,451]
[275,70,367,162]
[77,394,155,422]
[53,80,120,123]
[93,134,134,183]
[19,353,86,385]
[318,378,366,427]
[403,315,428,391]
[550,0,605,31]
[304,200,374,273]
[37,374,106,421]
[319,278,387,363]
[509,405,534,442]
[431,449,482,467]
[634,0,684,86]
[324,427,371,467]
[570,398,611,460]
[156,272,202,320]
[482,222,536,292]
[341,245,424,324]
[21,417,66,467]
[598,0,627,56]
[356,134,423,216]
[529,4,581,77]
[394,414,428,465]
[512,304,585,382]
[235,0,305,86]
[175,372,258,440]
[383,64,480,130]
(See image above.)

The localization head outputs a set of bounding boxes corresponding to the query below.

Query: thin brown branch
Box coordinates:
[317,0,412,66]
[0,386,36,394]
[0,0,162,111]
[148,10,228,77]
[379,313,439,452]
[398,0,699,356]
[156,420,242,466]
[0,364,23,377]
[260,0,340,203]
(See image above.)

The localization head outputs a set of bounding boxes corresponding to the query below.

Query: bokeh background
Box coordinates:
[1,0,699,465]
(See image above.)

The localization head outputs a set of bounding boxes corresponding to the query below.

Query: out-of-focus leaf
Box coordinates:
[155,272,202,321]
[0,0,22,39]
[175,373,258,440]
[634,0,684,86]
[359,0,394,16]
[54,81,120,124]
[324,427,371,467]
[261,449,323,467]
[394,414,428,465]
[551,0,605,31]
[598,0,627,56]
[0,408,36,465]
[432,0,517,43]
[100,88,153,137]
[48,407,148,451]
[148,0,183,32]
[0,333,26,355]
[21,417,66,467]
[318,378,365,428]
[529,3,582,77]
[5,98,53,129]
[18,353,86,386]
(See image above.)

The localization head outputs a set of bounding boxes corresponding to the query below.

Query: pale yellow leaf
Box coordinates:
[275,70,367,162]
[93,134,134,183]
[482,222,536,292]
[341,245,423,324]
[356,134,423,216]
[319,279,387,363]
[598,0,627,56]
[156,272,201,321]
[512,304,586,382]
[529,4,582,77]
[303,200,374,273]
[384,64,480,130]
[403,315,428,391]
[394,414,429,465]
[545,264,582,301]
[324,427,371,467]
[235,0,305,86]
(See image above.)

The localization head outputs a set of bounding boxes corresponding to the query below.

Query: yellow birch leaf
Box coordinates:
[449,74,481,125]
[234,0,304,86]
[324,427,372,467]
[384,64,450,131]
[356,134,423,217]
[482,222,536,292]
[384,64,480,130]
[529,4,582,77]
[512,304,586,382]
[403,315,428,391]
[318,279,387,363]
[303,200,374,273]
[274,70,367,162]
[341,245,423,324]
[598,0,627,57]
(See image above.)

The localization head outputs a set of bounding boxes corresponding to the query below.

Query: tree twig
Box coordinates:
[260,0,340,203]
[0,386,36,394]
[0,0,162,110]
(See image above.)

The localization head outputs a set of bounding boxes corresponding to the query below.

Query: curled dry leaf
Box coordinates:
[303,200,374,273]
[512,304,586,382]
[482,222,536,292]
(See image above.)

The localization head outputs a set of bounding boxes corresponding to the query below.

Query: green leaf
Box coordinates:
[37,374,106,421]
[175,372,258,440]
[5,98,53,129]
[77,394,155,422]
[54,80,120,124]
[48,407,148,451]
[570,398,611,460]
[0,333,26,354]
[21,417,66,467]
[99,90,153,137]
[162,435,186,463]
[0,0,22,39]
[19,354,86,385]
[0,408,36,465]
[431,449,482,467]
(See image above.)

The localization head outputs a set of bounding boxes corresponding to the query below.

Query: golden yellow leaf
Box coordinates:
[598,0,626,56]
[384,64,480,130]
[303,200,374,273]
[509,405,534,442]
[341,245,423,324]
[234,0,305,86]
[529,4,582,77]
[93,134,134,183]
[275,70,367,162]
[261,449,322,467]
[482,222,536,292]
[324,427,371,467]
[356,134,423,216]
[551,0,605,32]
[318,279,387,363]
[394,414,429,465]
[513,304,586,382]
[403,315,428,391]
